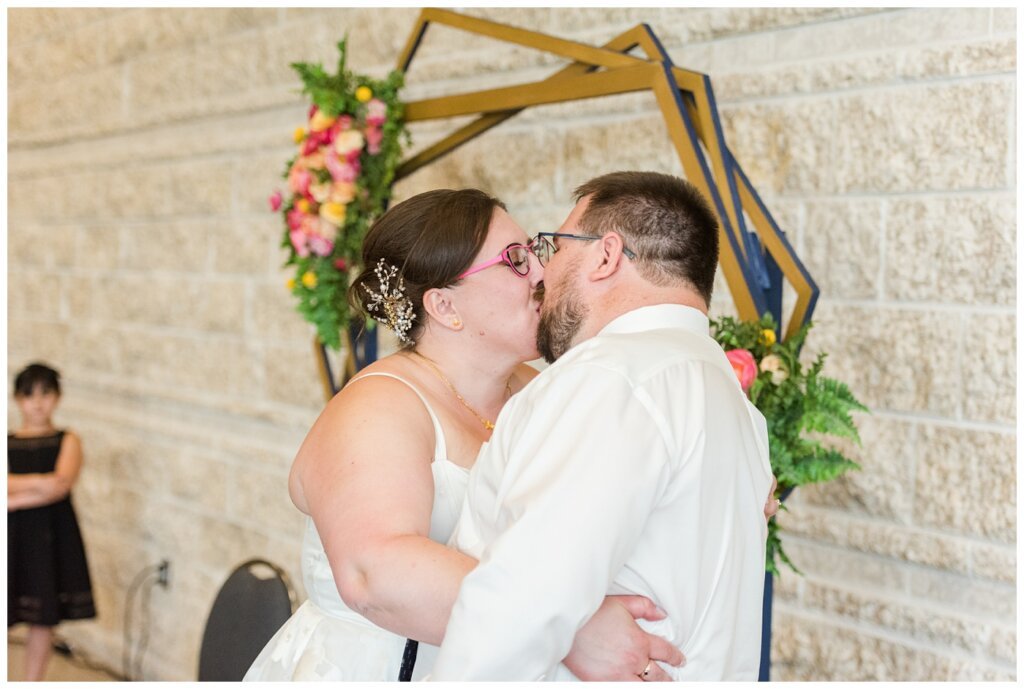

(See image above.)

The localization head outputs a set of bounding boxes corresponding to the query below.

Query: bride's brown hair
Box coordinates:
[349,188,506,345]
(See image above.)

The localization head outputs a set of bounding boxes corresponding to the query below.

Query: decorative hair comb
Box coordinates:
[362,258,416,345]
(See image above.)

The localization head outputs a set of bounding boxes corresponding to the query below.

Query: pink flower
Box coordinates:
[268,190,283,212]
[308,104,319,120]
[289,229,310,257]
[338,115,353,131]
[365,126,383,155]
[726,349,758,393]
[325,148,359,182]
[334,258,348,272]
[286,208,305,231]
[366,98,387,127]
[307,233,334,257]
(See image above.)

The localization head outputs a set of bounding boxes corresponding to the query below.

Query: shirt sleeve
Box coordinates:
[431,364,674,680]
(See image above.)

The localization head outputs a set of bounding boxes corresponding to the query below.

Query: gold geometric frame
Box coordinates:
[323,8,819,397]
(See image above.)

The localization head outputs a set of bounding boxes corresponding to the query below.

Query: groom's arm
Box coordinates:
[432,365,673,680]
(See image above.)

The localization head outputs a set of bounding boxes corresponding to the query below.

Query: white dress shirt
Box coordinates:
[431,304,773,680]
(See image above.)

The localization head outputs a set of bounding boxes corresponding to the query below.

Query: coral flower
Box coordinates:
[725,348,758,393]
[268,190,283,212]
[301,271,318,288]
[355,86,373,103]
[288,164,312,196]
[330,181,356,204]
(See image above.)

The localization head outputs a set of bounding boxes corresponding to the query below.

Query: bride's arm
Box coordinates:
[293,375,472,646]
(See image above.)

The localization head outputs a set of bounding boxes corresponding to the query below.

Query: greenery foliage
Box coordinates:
[711,314,869,575]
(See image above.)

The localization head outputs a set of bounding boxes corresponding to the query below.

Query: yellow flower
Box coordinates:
[293,127,306,144]
[759,328,776,347]
[296,198,311,214]
[301,271,318,288]
[286,277,296,291]
[355,86,373,103]
[309,110,336,133]
[319,201,347,226]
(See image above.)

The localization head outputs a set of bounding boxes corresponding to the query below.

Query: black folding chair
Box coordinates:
[197,559,297,681]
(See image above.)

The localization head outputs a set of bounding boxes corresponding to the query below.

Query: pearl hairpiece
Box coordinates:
[362,258,416,345]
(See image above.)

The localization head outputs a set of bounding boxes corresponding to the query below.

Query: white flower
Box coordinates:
[759,354,789,385]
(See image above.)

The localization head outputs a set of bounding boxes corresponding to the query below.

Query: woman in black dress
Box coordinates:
[8,363,96,681]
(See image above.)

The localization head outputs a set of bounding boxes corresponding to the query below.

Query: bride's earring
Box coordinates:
[451,318,462,329]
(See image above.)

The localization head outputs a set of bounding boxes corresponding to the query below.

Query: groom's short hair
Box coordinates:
[573,171,720,305]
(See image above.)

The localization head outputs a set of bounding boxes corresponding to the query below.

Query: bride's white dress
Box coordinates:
[244,373,469,681]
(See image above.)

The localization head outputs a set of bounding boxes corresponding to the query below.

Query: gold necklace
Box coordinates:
[411,352,509,431]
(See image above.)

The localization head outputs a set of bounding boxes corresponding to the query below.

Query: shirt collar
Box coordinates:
[597,304,710,338]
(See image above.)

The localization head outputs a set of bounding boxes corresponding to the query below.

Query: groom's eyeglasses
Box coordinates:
[533,232,637,260]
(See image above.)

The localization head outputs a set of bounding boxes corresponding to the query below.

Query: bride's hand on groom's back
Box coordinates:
[563,595,684,681]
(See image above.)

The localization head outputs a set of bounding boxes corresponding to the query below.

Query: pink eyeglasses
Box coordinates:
[456,236,553,280]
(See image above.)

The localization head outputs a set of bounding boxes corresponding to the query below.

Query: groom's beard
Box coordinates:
[536,274,588,364]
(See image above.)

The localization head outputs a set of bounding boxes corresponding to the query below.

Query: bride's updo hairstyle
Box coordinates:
[349,188,506,346]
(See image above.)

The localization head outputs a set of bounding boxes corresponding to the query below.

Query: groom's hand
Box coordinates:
[563,595,684,681]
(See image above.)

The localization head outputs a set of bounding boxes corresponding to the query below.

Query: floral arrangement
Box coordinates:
[711,314,869,575]
[271,39,408,350]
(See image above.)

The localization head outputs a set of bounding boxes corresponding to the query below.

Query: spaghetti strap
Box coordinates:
[347,372,448,462]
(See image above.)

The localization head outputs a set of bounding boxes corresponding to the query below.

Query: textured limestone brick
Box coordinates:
[992,8,1016,33]
[227,465,302,535]
[803,579,995,655]
[886,194,1015,306]
[914,424,1015,542]
[6,8,117,46]
[251,278,311,346]
[7,269,63,318]
[721,99,838,195]
[909,567,1015,619]
[781,503,972,576]
[7,26,105,84]
[74,224,122,271]
[119,220,214,273]
[774,8,990,63]
[795,414,915,522]
[772,609,1010,680]
[562,115,681,198]
[802,199,883,300]
[9,66,126,144]
[101,8,279,66]
[780,537,910,591]
[962,312,1016,425]
[261,342,328,409]
[833,81,1013,193]
[8,223,77,270]
[900,38,1016,81]
[806,304,961,417]
[970,542,1016,584]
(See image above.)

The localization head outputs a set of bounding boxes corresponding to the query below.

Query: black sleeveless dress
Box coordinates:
[8,431,97,627]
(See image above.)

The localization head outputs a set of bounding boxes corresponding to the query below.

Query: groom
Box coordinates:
[431,171,774,680]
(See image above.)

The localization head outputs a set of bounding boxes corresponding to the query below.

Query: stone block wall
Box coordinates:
[7,7,1015,680]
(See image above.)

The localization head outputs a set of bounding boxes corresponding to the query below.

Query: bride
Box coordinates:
[245,188,687,681]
